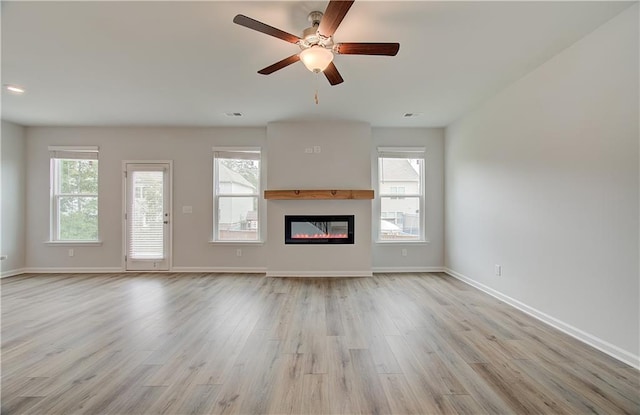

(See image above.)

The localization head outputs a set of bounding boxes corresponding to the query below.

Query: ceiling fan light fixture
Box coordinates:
[299,46,333,73]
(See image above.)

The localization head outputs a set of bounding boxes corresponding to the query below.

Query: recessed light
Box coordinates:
[225,112,243,117]
[403,112,422,118]
[4,84,25,95]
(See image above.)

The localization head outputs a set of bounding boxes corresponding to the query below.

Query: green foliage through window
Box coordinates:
[54,159,99,241]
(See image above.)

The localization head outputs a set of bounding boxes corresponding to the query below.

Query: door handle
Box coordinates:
[163,221,169,224]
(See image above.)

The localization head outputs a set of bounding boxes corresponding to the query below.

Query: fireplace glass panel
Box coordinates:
[285,215,354,244]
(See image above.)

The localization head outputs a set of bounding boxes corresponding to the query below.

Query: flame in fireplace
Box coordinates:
[293,233,348,239]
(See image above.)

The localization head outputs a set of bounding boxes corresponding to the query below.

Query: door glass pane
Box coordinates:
[217,196,258,241]
[129,171,164,259]
[380,196,420,241]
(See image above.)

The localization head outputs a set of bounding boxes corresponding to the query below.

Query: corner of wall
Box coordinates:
[1,120,27,275]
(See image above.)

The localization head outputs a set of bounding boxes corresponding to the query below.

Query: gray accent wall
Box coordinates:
[22,125,444,274]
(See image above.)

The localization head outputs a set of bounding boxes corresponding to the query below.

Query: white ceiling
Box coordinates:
[1,1,634,128]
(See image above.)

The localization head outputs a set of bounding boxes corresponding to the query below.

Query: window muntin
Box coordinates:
[50,147,99,241]
[378,150,425,242]
[213,149,261,242]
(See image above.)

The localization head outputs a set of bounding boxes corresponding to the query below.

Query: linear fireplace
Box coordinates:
[285,215,355,244]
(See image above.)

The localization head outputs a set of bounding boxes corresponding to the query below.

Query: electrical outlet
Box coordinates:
[236,249,242,257]
[313,146,321,153]
[401,248,407,257]
[305,147,313,154]
[68,249,74,257]
[495,264,502,276]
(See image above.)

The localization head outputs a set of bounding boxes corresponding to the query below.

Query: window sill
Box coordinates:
[45,241,103,247]
[208,241,264,246]
[376,240,430,245]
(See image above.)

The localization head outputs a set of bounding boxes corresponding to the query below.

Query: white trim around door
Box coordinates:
[122,161,173,271]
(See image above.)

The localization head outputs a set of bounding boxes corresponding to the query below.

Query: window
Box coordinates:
[390,186,406,199]
[49,146,99,242]
[213,148,261,242]
[377,147,425,242]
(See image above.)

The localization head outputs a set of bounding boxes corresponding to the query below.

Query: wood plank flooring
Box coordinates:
[1,272,638,414]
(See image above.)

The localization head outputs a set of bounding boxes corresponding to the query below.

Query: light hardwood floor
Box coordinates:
[1,272,638,414]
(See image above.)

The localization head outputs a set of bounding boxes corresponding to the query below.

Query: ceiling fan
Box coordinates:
[233,0,400,86]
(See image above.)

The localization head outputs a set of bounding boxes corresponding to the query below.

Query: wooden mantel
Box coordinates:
[264,189,374,200]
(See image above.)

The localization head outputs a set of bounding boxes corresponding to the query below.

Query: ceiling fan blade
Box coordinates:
[233,14,301,44]
[318,0,355,38]
[323,62,344,86]
[258,54,301,75]
[335,42,400,56]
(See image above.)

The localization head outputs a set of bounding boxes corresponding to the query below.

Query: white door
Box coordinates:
[124,163,171,271]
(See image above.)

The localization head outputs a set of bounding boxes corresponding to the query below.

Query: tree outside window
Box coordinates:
[51,152,99,241]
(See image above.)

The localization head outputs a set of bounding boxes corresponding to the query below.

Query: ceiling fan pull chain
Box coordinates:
[314,72,320,105]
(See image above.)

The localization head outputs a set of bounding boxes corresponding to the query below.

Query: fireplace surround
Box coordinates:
[285,215,355,244]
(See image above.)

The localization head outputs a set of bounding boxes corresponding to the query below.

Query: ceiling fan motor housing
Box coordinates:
[302,26,318,42]
[300,11,333,50]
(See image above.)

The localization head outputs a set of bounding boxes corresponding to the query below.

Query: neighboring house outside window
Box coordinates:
[49,146,99,242]
[377,147,425,242]
[213,148,261,242]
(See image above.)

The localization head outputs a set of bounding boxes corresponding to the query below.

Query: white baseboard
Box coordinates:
[266,270,372,278]
[23,267,123,274]
[372,266,444,273]
[171,267,267,274]
[444,267,640,370]
[0,268,27,278]
[20,267,268,274]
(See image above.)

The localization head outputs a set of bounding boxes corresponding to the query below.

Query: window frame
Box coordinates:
[49,146,100,243]
[376,147,426,243]
[212,147,263,244]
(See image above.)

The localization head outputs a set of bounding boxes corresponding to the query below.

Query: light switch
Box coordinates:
[182,206,193,214]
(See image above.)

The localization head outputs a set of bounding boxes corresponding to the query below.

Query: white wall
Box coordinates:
[445,4,639,366]
[25,127,268,271]
[1,121,27,276]
[266,122,372,276]
[372,128,444,271]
